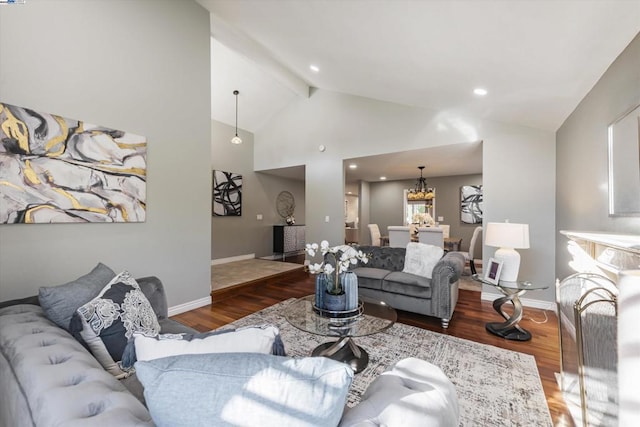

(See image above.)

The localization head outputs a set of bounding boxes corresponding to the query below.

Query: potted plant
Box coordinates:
[305,240,368,311]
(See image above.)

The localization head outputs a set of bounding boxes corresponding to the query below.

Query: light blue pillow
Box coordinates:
[136,353,353,427]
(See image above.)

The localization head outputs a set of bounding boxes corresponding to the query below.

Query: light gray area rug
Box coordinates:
[228,299,552,427]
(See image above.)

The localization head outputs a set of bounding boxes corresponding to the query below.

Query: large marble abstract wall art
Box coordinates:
[212,170,242,216]
[0,103,147,223]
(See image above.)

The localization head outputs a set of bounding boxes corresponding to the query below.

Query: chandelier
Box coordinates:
[407,166,434,202]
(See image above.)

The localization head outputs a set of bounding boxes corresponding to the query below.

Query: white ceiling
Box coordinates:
[200,0,640,180]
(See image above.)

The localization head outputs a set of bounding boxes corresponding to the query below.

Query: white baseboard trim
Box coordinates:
[211,253,255,265]
[480,291,557,312]
[168,296,211,317]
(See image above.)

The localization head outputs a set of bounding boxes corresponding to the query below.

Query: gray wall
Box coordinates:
[556,32,640,280]
[0,0,212,306]
[254,89,556,302]
[211,120,305,261]
[370,174,483,255]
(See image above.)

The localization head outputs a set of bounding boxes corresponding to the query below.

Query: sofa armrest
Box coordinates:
[429,252,465,320]
[433,252,464,284]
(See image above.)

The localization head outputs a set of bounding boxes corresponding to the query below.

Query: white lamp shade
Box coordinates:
[485,222,530,249]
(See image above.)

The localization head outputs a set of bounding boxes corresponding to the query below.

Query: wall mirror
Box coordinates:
[608,103,640,216]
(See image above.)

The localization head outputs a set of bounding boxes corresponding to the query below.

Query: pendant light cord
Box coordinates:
[234,90,239,136]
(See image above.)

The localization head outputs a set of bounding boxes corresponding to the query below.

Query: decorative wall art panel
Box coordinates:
[212,170,242,216]
[461,185,483,224]
[0,103,147,224]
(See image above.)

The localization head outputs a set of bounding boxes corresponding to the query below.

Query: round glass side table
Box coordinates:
[473,274,548,341]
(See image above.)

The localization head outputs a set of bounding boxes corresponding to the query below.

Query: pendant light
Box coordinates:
[231,90,242,144]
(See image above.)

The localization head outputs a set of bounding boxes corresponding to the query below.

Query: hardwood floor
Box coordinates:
[172,268,574,426]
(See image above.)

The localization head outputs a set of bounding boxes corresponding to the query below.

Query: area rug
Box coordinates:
[227,299,552,427]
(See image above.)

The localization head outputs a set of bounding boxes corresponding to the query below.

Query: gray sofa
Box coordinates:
[0,276,196,427]
[353,246,465,328]
[0,275,460,427]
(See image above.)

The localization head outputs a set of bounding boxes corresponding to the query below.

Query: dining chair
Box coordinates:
[368,224,382,246]
[456,226,482,275]
[418,227,444,248]
[387,226,411,248]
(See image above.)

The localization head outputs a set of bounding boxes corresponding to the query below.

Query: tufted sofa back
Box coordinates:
[354,246,407,272]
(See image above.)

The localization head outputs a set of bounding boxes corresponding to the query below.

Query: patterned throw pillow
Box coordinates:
[69,270,160,378]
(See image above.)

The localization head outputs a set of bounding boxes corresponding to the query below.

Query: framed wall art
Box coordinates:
[0,102,147,224]
[212,170,242,216]
[460,185,483,224]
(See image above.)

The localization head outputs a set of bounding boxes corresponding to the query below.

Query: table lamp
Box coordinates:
[485,221,530,282]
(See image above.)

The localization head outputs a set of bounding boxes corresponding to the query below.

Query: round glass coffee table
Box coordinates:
[284,295,397,373]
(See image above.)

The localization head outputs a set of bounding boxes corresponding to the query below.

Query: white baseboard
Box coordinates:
[211,253,255,265]
[168,296,211,317]
[481,291,557,312]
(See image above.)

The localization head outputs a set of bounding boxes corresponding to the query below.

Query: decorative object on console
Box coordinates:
[212,170,242,216]
[485,221,530,282]
[276,190,296,224]
[0,102,147,224]
[230,90,242,144]
[460,185,483,224]
[407,165,434,202]
[306,240,368,312]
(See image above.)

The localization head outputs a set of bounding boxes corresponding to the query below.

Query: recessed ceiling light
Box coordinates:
[349,164,357,169]
[380,176,387,180]
[310,64,320,73]
[473,88,488,96]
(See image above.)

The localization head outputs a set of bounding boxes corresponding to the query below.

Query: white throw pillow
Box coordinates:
[134,325,282,362]
[402,242,444,279]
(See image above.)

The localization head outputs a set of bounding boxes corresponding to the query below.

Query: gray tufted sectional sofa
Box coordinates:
[0,275,460,427]
[0,276,195,427]
[353,246,465,328]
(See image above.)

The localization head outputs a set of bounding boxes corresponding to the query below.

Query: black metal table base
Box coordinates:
[312,337,369,373]
[486,289,533,341]
[485,322,532,341]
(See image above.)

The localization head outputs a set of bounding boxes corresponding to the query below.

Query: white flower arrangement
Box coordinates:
[305,240,369,294]
[412,212,436,226]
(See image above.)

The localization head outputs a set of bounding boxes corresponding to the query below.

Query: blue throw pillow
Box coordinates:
[135,353,353,427]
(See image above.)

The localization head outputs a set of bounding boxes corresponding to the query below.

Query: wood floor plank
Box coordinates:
[172,266,574,426]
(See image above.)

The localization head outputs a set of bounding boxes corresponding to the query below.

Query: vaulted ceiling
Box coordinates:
[199,0,640,180]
